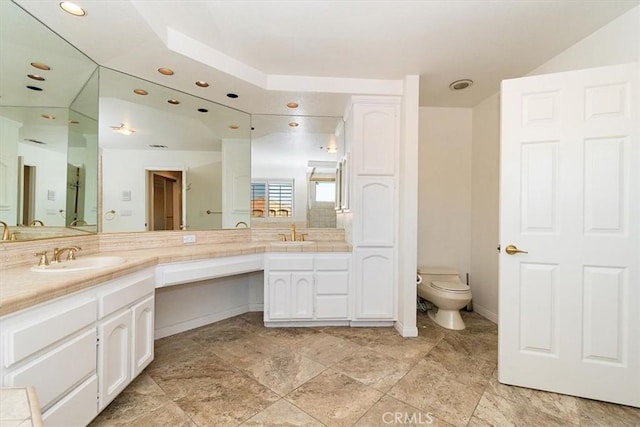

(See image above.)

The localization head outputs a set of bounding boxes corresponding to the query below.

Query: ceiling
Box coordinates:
[12,0,639,116]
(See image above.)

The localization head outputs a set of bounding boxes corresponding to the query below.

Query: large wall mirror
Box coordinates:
[0,1,98,242]
[251,115,343,228]
[99,68,252,233]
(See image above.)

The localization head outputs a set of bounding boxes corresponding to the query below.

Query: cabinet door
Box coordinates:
[354,248,395,319]
[353,102,399,176]
[98,310,131,410]
[267,273,291,319]
[131,295,154,378]
[291,272,314,319]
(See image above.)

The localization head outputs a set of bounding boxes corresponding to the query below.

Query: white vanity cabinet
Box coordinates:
[97,269,155,410]
[264,253,351,325]
[0,292,99,426]
[0,267,155,426]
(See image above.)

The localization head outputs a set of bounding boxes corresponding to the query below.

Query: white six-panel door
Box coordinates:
[499,62,639,407]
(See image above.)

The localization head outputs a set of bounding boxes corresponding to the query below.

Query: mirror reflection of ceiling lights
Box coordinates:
[110,123,135,136]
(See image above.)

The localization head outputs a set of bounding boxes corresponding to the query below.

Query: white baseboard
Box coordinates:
[394,320,418,337]
[265,320,349,328]
[349,320,394,327]
[154,305,250,339]
[472,303,498,324]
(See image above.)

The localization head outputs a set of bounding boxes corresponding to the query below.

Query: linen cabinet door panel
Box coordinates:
[98,310,132,410]
[354,103,399,175]
[354,176,395,246]
[267,273,291,320]
[131,295,154,378]
[354,248,395,319]
[291,272,314,319]
[3,328,96,410]
[42,374,98,427]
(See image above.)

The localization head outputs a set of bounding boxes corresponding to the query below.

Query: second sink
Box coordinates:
[31,256,126,273]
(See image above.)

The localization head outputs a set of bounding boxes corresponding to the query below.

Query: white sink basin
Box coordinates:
[270,241,315,246]
[31,256,126,273]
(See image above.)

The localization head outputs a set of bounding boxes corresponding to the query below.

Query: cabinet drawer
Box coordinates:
[42,374,98,427]
[268,258,313,271]
[316,295,349,319]
[99,270,154,318]
[3,298,97,368]
[315,257,349,271]
[316,271,349,294]
[4,328,97,410]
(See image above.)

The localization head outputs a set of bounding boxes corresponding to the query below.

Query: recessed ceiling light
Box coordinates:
[226,93,238,99]
[26,86,43,91]
[197,108,208,113]
[449,79,473,91]
[133,89,148,95]
[41,114,55,120]
[59,2,86,16]
[195,81,209,88]
[167,99,180,105]
[229,125,239,130]
[27,74,45,81]
[289,122,299,127]
[30,62,51,71]
[286,102,299,109]
[158,67,174,76]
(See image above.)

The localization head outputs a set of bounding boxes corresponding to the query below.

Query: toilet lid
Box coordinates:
[431,280,470,293]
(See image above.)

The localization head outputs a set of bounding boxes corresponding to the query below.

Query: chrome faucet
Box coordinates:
[29,219,44,226]
[235,221,248,228]
[0,221,9,241]
[52,246,82,262]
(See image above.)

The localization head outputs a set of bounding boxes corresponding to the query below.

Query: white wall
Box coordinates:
[468,5,640,322]
[18,142,67,226]
[470,94,500,322]
[418,107,472,277]
[0,117,20,224]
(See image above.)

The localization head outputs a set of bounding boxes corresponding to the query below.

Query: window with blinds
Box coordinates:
[251,180,294,217]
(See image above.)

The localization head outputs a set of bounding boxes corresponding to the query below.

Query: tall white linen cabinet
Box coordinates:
[344,96,401,325]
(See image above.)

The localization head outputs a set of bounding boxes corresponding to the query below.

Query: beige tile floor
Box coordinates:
[90,311,640,427]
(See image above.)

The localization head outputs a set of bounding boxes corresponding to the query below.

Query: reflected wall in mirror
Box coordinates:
[0,1,98,242]
[250,115,343,228]
[99,68,251,233]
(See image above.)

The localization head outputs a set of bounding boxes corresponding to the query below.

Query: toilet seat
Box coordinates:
[431,280,470,293]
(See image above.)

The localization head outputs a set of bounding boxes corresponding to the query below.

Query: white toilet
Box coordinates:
[417,266,472,330]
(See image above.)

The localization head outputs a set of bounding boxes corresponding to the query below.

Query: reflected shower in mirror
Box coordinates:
[0,0,98,242]
[99,68,252,233]
[250,115,343,228]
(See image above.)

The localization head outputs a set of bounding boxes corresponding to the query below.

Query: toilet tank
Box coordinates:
[417,266,461,284]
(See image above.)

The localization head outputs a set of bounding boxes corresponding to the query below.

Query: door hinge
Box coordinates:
[496,244,501,252]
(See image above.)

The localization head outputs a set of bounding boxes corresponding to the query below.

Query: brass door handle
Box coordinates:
[505,244,528,255]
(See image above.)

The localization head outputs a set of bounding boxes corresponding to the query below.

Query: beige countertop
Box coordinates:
[0,386,43,427]
[0,241,351,317]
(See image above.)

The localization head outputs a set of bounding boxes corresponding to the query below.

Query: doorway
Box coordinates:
[147,170,182,231]
[21,164,35,226]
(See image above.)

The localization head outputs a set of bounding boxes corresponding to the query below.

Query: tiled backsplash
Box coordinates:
[0,228,347,270]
